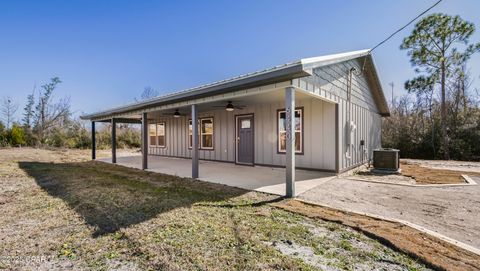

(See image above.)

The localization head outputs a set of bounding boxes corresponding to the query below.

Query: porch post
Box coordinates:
[142,112,148,170]
[191,104,199,178]
[111,118,116,164]
[91,121,96,160]
[285,86,295,197]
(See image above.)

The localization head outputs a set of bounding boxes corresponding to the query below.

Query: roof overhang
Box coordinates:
[301,49,390,117]
[81,62,309,120]
[81,49,390,120]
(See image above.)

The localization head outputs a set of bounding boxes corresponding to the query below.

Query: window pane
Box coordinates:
[295,110,301,131]
[202,119,213,134]
[149,124,156,136]
[149,136,156,145]
[202,134,213,148]
[157,123,165,136]
[279,132,286,151]
[278,111,286,132]
[241,119,251,129]
[158,136,165,147]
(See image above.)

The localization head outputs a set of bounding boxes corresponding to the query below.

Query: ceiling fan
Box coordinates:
[212,101,246,112]
[162,109,186,118]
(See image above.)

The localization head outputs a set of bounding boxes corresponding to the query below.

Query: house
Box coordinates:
[81,49,390,197]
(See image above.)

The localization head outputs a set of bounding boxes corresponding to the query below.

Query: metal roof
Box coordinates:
[81,49,389,120]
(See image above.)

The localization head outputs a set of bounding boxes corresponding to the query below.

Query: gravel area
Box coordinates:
[299,177,480,249]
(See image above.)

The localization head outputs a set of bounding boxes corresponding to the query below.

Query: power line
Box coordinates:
[369,0,443,53]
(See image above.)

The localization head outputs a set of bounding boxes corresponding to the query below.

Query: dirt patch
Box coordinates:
[403,159,480,173]
[350,160,478,185]
[401,161,474,184]
[273,200,480,271]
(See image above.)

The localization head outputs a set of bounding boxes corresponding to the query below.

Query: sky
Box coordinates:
[1,0,479,122]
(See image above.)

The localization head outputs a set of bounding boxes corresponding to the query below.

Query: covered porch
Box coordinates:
[88,80,339,197]
[98,155,335,196]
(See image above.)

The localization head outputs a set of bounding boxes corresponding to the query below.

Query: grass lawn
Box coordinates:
[0,148,431,270]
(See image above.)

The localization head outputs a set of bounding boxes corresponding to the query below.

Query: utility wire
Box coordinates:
[369,0,443,53]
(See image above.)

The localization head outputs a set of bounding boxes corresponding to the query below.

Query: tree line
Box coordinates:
[0,77,141,149]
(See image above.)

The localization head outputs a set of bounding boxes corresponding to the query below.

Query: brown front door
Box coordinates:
[236,115,254,165]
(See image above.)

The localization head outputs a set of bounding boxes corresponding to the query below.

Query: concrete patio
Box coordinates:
[98,155,335,196]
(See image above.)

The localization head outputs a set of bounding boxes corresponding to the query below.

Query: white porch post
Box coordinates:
[191,104,199,178]
[141,112,148,170]
[285,86,295,197]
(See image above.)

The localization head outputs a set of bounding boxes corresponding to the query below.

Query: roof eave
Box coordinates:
[81,63,308,120]
[365,54,390,117]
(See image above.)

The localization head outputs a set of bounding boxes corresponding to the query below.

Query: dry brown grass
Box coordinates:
[0,148,434,270]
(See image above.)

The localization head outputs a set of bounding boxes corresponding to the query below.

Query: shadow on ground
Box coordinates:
[18,161,258,237]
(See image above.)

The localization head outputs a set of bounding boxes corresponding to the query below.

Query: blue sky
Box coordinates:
[1,0,479,121]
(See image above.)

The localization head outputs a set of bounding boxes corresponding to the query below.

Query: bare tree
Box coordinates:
[23,84,36,128]
[1,96,19,129]
[32,77,71,142]
[135,86,159,101]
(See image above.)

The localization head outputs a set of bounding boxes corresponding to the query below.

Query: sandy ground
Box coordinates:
[348,171,416,185]
[403,158,480,173]
[299,177,480,250]
[0,148,433,270]
[274,200,480,271]
[348,159,478,185]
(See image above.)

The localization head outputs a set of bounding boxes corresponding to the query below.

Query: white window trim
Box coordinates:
[157,122,166,148]
[200,117,214,150]
[149,123,157,146]
[188,117,214,150]
[277,108,303,154]
[149,122,166,148]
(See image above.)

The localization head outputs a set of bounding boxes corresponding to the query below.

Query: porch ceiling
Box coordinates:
[145,87,317,118]
[95,86,330,121]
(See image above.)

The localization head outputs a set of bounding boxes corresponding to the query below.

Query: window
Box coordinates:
[149,123,166,147]
[278,108,303,153]
[157,122,166,147]
[188,120,199,149]
[201,118,213,149]
[149,124,157,146]
[189,117,214,150]
[241,119,251,129]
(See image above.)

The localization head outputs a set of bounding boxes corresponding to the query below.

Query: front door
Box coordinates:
[236,115,254,165]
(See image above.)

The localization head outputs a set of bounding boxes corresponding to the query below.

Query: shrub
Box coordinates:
[7,124,26,146]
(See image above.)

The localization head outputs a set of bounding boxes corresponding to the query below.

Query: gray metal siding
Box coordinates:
[296,58,382,171]
[148,97,336,171]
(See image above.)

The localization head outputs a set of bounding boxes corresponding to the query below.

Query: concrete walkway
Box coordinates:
[299,176,480,249]
[98,155,335,196]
